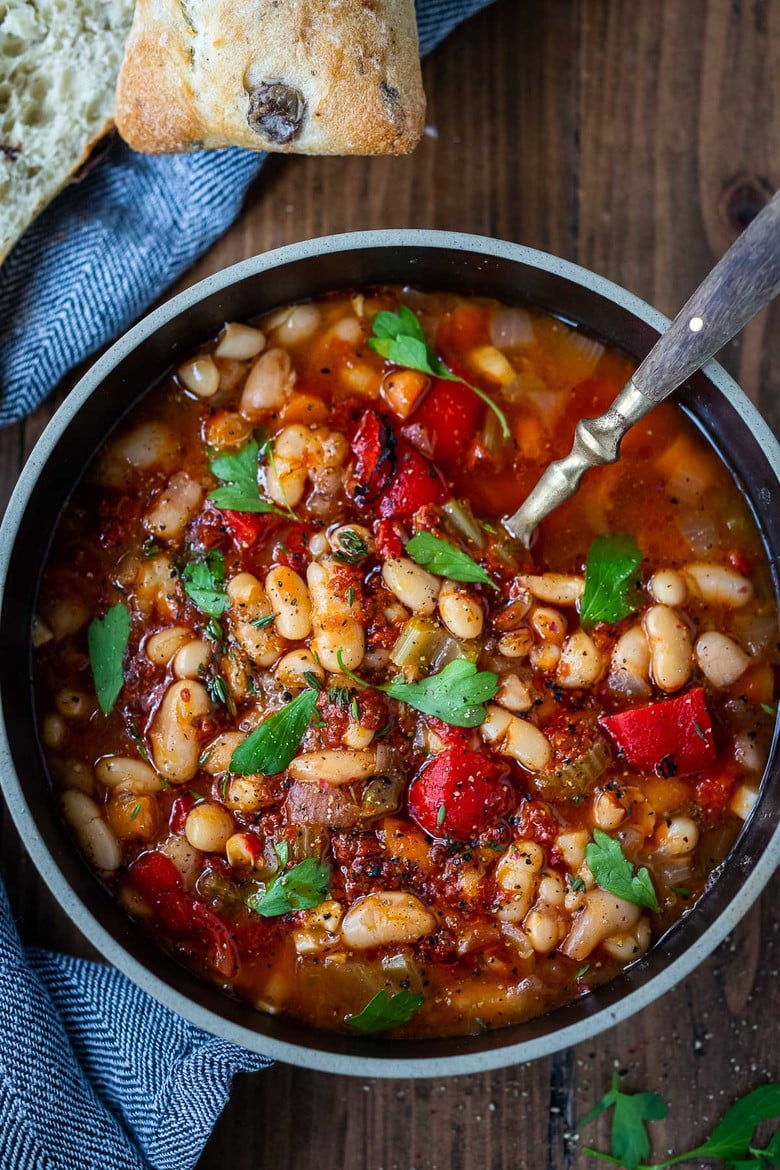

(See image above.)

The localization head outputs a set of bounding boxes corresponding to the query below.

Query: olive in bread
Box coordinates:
[115,0,426,157]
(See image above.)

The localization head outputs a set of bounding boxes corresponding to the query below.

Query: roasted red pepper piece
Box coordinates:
[411,377,484,465]
[352,410,397,505]
[129,851,237,976]
[600,687,717,778]
[408,747,514,840]
[378,446,447,519]
[169,794,196,836]
[221,510,273,550]
[271,524,313,572]
[374,518,404,560]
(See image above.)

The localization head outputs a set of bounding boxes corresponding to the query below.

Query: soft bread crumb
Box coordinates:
[0,0,134,261]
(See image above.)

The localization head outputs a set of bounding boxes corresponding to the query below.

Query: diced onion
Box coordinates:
[490,307,533,349]
[677,509,719,556]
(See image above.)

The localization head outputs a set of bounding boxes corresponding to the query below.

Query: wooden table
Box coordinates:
[2,1,778,1166]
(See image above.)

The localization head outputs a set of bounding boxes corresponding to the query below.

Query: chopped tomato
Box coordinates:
[374,518,404,559]
[411,378,484,465]
[695,760,740,817]
[601,688,717,778]
[271,524,313,572]
[514,797,559,848]
[408,747,514,840]
[169,794,196,835]
[221,510,275,550]
[352,410,397,504]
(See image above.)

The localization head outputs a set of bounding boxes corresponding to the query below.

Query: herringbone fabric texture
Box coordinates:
[0,0,493,428]
[0,2,495,1166]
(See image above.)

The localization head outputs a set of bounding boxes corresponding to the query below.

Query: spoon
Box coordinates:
[504,190,780,547]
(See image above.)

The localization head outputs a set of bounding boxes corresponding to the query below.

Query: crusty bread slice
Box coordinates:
[0,0,134,262]
[115,0,425,157]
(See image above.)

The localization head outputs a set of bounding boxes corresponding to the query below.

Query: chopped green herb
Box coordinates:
[328,686,351,709]
[186,788,204,803]
[334,529,369,564]
[580,535,643,626]
[575,964,590,980]
[670,886,690,897]
[251,613,276,629]
[88,602,131,716]
[142,536,160,559]
[580,1080,780,1170]
[129,803,141,821]
[274,841,290,868]
[303,670,323,692]
[405,530,497,589]
[220,775,230,800]
[127,721,151,764]
[208,439,287,515]
[760,702,777,717]
[350,695,360,723]
[586,829,659,912]
[230,688,319,775]
[346,988,425,1034]
[437,803,447,827]
[579,1072,668,1170]
[569,875,586,893]
[207,672,236,715]
[347,585,355,608]
[180,550,230,617]
[247,856,331,917]
[369,305,509,439]
[337,650,498,729]
[205,617,224,642]
[198,746,213,767]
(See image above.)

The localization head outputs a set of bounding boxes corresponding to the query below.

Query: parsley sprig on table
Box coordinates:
[87,602,131,716]
[585,829,659,912]
[580,1077,780,1170]
[368,306,510,439]
[337,651,498,729]
[580,535,643,626]
[405,531,498,589]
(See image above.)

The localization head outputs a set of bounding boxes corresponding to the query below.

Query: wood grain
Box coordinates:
[0,2,777,1168]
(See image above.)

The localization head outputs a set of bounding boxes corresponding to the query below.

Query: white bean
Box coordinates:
[173,639,212,679]
[265,566,313,640]
[178,355,219,398]
[240,348,294,421]
[602,917,651,962]
[555,829,589,871]
[593,788,627,831]
[530,606,567,643]
[201,731,246,774]
[609,624,651,698]
[134,554,178,620]
[341,891,436,948]
[293,900,344,954]
[95,756,161,795]
[494,840,544,922]
[42,713,66,749]
[643,605,692,692]
[146,626,192,665]
[481,704,551,772]
[144,472,203,542]
[560,888,641,961]
[497,629,533,659]
[149,679,211,783]
[31,616,54,647]
[226,775,273,811]
[307,557,365,671]
[215,322,265,360]
[519,573,584,606]
[495,673,533,713]
[43,599,90,640]
[382,558,440,615]
[525,907,565,954]
[287,749,378,785]
[649,569,687,606]
[61,789,121,871]
[438,580,484,639]
[185,802,235,852]
[655,815,700,856]
[272,303,321,346]
[275,648,324,691]
[556,629,602,688]
[695,631,750,687]
[683,563,754,608]
[55,690,91,720]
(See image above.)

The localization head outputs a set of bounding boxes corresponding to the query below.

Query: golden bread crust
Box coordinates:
[115,0,425,157]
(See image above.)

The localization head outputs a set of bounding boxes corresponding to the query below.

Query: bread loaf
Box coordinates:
[116,0,425,156]
[0,0,134,262]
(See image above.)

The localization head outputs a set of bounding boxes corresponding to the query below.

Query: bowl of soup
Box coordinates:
[0,231,777,1074]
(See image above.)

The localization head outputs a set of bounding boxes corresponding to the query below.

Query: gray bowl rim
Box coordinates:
[0,228,778,1078]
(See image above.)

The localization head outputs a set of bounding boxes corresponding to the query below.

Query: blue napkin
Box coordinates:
[0,2,494,1167]
[0,0,493,428]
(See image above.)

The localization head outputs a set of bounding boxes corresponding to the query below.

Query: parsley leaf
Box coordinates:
[581,1081,780,1170]
[405,531,498,589]
[346,989,425,1034]
[580,535,643,626]
[579,1073,668,1170]
[180,550,230,617]
[585,829,659,912]
[369,306,510,439]
[247,856,331,917]
[337,651,498,729]
[208,438,286,515]
[87,602,131,716]
[230,688,319,775]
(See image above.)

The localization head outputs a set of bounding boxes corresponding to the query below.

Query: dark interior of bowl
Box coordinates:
[1,242,778,1068]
